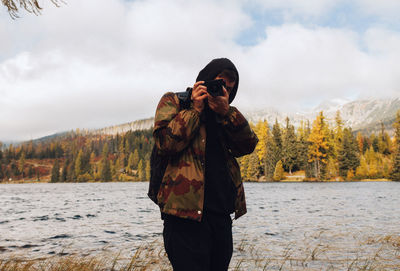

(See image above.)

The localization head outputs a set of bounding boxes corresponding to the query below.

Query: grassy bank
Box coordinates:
[1,234,399,271]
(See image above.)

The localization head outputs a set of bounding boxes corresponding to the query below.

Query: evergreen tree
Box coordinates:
[101,144,112,181]
[297,120,311,175]
[246,152,259,181]
[75,149,83,177]
[333,111,344,158]
[145,160,151,181]
[282,117,297,174]
[370,133,379,152]
[66,161,75,182]
[138,159,145,181]
[60,160,68,182]
[127,152,135,172]
[0,165,3,181]
[18,151,26,177]
[264,136,275,180]
[337,128,359,177]
[132,149,140,169]
[271,119,282,163]
[265,119,282,180]
[51,159,60,183]
[101,158,112,182]
[390,110,400,181]
[378,122,391,155]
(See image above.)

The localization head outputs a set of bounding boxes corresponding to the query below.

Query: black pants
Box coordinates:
[163,212,233,271]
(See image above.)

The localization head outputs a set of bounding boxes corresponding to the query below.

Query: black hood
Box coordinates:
[196,58,239,104]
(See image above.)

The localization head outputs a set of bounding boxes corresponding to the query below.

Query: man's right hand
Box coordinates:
[191,81,208,113]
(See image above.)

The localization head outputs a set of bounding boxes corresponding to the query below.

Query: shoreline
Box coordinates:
[0,178,394,185]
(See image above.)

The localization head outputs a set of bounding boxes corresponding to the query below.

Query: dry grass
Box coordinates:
[1,234,399,271]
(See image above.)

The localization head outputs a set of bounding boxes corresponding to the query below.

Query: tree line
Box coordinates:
[1,110,400,183]
[0,130,153,182]
[241,110,400,181]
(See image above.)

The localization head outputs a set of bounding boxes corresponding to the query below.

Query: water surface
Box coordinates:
[1,182,399,268]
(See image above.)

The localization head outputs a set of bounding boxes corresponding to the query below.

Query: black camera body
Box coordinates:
[203,79,226,97]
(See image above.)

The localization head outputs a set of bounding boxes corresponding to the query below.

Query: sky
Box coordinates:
[1,0,400,141]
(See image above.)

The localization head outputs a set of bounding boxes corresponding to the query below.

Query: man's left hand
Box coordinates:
[208,87,229,116]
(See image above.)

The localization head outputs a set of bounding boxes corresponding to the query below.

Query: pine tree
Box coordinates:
[308,112,329,180]
[145,160,151,181]
[60,160,68,182]
[337,128,359,177]
[51,159,60,183]
[356,132,364,154]
[0,164,4,181]
[246,152,259,181]
[273,160,285,181]
[132,149,140,169]
[265,119,282,180]
[282,117,297,174]
[390,110,400,181]
[75,150,83,178]
[333,111,344,158]
[271,119,282,164]
[264,136,275,180]
[101,158,112,182]
[127,152,135,172]
[101,144,112,182]
[138,159,145,181]
[114,159,121,178]
[118,139,125,168]
[297,120,311,174]
[18,151,26,178]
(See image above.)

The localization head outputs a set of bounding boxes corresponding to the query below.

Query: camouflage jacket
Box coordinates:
[153,92,258,222]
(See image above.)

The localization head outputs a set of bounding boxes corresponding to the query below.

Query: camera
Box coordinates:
[202,79,226,97]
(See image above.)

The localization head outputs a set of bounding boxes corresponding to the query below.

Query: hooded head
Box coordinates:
[196,58,239,104]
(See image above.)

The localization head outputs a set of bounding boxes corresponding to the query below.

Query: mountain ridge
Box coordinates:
[23,97,400,145]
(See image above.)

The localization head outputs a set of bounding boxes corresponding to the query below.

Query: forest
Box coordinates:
[1,110,400,183]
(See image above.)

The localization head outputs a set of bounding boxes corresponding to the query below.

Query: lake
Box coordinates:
[1,182,399,270]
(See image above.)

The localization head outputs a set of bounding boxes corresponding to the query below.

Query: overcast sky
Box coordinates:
[1,0,400,141]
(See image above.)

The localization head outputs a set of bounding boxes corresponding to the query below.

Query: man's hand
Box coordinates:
[191,81,208,113]
[208,86,229,116]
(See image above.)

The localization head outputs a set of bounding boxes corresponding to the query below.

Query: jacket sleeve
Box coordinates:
[220,106,258,157]
[153,92,201,154]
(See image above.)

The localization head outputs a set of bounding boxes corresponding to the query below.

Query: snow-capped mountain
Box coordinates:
[244,97,400,134]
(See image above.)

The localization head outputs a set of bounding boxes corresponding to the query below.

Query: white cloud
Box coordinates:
[1,0,400,141]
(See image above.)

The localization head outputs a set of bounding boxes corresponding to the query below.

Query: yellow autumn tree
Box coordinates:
[355,156,368,179]
[308,111,329,180]
[273,160,285,181]
[254,120,270,171]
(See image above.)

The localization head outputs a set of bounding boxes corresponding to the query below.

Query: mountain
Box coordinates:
[28,118,154,145]
[93,118,153,136]
[26,97,400,145]
[243,97,400,135]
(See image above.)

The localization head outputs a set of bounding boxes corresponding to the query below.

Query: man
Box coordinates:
[153,58,258,270]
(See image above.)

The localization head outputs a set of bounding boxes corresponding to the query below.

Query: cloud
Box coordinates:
[1,0,400,141]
